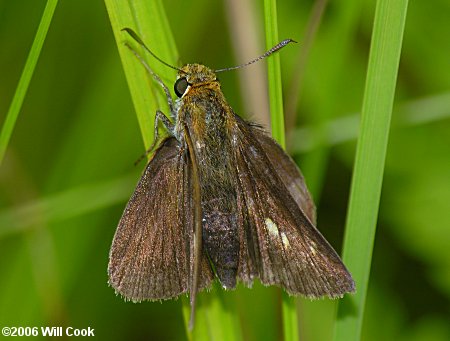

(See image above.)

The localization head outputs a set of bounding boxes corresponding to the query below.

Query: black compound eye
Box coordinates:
[174,77,189,98]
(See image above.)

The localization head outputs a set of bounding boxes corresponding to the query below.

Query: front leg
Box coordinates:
[123,41,176,118]
[135,110,175,165]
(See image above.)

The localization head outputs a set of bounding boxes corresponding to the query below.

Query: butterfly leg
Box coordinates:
[123,42,176,117]
[134,110,175,166]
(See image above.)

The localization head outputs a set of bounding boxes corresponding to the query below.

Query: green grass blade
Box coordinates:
[264,0,297,339]
[282,293,299,341]
[290,91,450,153]
[264,0,286,149]
[104,0,178,149]
[298,0,362,201]
[204,290,242,341]
[333,0,409,340]
[0,175,135,239]
[0,0,58,165]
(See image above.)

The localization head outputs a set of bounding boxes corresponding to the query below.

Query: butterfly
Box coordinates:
[108,28,355,328]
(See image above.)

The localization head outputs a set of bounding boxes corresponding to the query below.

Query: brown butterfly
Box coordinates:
[108,28,355,328]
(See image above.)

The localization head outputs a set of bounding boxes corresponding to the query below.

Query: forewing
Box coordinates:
[250,124,316,224]
[108,137,213,301]
[234,119,355,298]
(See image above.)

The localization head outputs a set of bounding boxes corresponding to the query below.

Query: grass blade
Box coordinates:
[0,175,136,239]
[0,0,59,165]
[264,0,297,339]
[290,92,450,153]
[264,0,286,148]
[298,0,362,201]
[333,0,409,340]
[104,0,178,148]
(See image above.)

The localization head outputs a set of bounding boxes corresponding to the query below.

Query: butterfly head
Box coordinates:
[174,64,218,98]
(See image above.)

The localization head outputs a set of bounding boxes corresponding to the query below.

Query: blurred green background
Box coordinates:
[1,0,449,340]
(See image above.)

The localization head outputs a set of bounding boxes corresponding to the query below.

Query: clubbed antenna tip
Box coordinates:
[215,38,298,73]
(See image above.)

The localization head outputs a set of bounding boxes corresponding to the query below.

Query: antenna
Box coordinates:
[214,39,297,73]
[121,28,183,73]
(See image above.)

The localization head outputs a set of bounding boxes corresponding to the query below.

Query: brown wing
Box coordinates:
[108,137,213,301]
[250,124,316,224]
[234,119,355,298]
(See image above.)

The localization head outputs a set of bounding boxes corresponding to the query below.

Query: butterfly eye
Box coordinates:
[174,77,189,98]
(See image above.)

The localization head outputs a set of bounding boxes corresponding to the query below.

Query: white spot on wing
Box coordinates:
[281,232,290,248]
[264,218,279,236]
[309,240,317,255]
